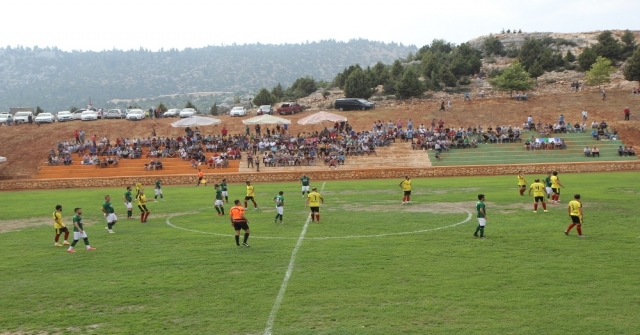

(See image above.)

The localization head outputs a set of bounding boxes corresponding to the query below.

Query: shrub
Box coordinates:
[555,67,565,72]
[458,76,471,85]
[487,68,504,78]
[545,78,556,84]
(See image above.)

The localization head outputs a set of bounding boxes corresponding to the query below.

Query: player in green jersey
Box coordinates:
[473,194,487,238]
[300,174,311,198]
[214,184,225,216]
[101,195,117,234]
[67,208,96,252]
[220,179,229,203]
[273,191,285,223]
[123,186,133,219]
[154,179,164,202]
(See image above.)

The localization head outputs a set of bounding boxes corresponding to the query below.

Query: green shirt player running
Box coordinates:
[154,179,164,202]
[300,175,311,198]
[67,207,96,252]
[220,179,229,203]
[273,191,285,224]
[473,194,487,238]
[543,172,553,199]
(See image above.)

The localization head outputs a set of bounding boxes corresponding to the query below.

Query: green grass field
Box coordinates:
[1,172,639,334]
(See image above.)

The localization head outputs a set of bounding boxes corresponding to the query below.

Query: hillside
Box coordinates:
[0,40,416,112]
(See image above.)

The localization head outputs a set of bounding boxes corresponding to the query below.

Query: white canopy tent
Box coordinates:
[0,157,6,163]
[242,114,291,125]
[170,116,221,127]
[297,111,347,125]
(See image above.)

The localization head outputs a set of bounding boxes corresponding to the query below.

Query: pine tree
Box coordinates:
[528,61,545,78]
[440,67,457,87]
[253,88,276,106]
[344,67,373,99]
[35,106,43,115]
[489,62,535,96]
[209,103,219,116]
[623,48,640,86]
[586,56,615,87]
[395,68,425,99]
[157,102,167,113]
[271,83,284,100]
[185,101,197,111]
[578,47,598,72]
[564,50,576,63]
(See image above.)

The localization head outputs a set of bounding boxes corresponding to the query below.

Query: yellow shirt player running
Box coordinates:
[135,180,143,197]
[53,204,70,246]
[305,187,324,223]
[565,194,585,237]
[517,171,527,196]
[399,176,412,205]
[244,181,258,210]
[528,179,548,213]
[550,171,564,203]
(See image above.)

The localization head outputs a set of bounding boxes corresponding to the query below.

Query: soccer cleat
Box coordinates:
[578,235,586,238]
[279,221,283,224]
[63,241,71,245]
[533,211,537,213]
[54,242,63,247]
[67,249,76,253]
[473,233,478,237]
[543,210,548,213]
[254,208,258,211]
[86,247,97,251]
[564,231,569,236]
[480,236,486,239]
[242,242,250,247]
[108,230,116,234]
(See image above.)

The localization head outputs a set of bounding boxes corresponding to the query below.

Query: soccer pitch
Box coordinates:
[1,172,639,334]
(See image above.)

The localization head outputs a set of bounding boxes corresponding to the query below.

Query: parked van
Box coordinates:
[334,98,375,111]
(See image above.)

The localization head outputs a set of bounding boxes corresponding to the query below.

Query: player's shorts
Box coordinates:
[477,218,487,226]
[106,213,118,223]
[222,191,228,197]
[552,188,560,195]
[73,231,88,240]
[276,206,284,215]
[233,220,250,231]
[155,188,163,196]
[310,206,320,213]
[534,196,545,202]
[570,215,582,224]
[138,204,149,213]
[403,190,411,196]
[545,187,553,195]
[301,186,310,192]
[215,199,224,206]
[125,201,133,210]
[245,196,255,201]
[55,227,69,234]
[518,184,526,187]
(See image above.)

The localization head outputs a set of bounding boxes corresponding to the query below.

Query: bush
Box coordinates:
[423,93,434,99]
[545,78,556,84]
[487,68,503,78]
[555,67,565,72]
[565,63,576,71]
[458,76,471,85]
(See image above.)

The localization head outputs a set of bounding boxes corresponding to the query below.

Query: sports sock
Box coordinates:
[144,212,150,222]
[316,214,320,222]
[474,225,480,234]
[220,207,225,215]
[225,196,228,202]
[534,203,538,211]
[140,213,145,222]
[274,214,279,221]
[155,195,157,200]
[479,226,485,237]
[542,203,547,210]
[576,225,582,235]
[280,214,283,222]
[71,239,79,247]
[55,233,61,242]
[243,232,249,243]
[83,238,90,246]
[407,196,410,202]
[64,231,69,240]
[160,195,164,199]
[215,207,221,214]
[244,202,248,208]
[235,235,240,246]
[107,223,113,229]
[127,210,132,218]
[566,223,575,232]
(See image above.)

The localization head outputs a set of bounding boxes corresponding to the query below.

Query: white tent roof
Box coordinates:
[242,114,291,125]
[0,157,6,163]
[171,116,221,127]
[297,111,347,125]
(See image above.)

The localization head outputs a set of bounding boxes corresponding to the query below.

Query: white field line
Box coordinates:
[263,181,325,335]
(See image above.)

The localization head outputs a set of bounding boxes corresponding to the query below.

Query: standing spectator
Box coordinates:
[601,88,606,100]
[91,134,97,148]
[473,194,487,238]
[79,130,85,144]
[624,107,631,121]
[28,113,33,124]
[407,118,413,131]
[480,89,485,98]
[75,130,81,144]
[581,108,588,121]
[255,124,261,137]
[464,92,471,101]
[447,99,452,109]
[564,194,585,237]
[245,125,250,136]
[230,199,251,247]
[66,208,97,252]
[439,101,445,111]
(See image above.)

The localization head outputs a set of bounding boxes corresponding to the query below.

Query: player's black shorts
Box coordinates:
[552,188,560,194]
[138,204,149,212]
[55,227,69,234]
[233,221,250,230]
[534,196,545,202]
[518,184,526,188]
[310,206,320,213]
[245,196,255,201]
[570,215,582,224]
[403,190,411,196]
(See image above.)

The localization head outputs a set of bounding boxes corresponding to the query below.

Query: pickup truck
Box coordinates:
[276,102,302,115]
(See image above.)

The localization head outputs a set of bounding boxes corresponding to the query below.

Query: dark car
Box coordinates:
[334,98,376,111]
[104,109,125,119]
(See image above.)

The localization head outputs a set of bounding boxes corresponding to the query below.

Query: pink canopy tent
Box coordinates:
[296,111,347,125]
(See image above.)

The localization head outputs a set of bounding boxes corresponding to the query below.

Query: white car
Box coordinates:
[56,111,73,122]
[164,109,180,117]
[14,111,34,123]
[126,109,146,120]
[71,110,86,120]
[179,108,196,118]
[0,113,13,123]
[80,110,98,121]
[35,113,55,123]
[230,107,247,117]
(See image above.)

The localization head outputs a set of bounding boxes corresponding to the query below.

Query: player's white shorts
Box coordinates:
[155,188,163,196]
[276,206,284,215]
[545,187,553,195]
[106,213,118,223]
[215,199,224,206]
[73,231,88,240]
[125,202,133,210]
[302,186,310,192]
[222,191,228,197]
[477,218,487,227]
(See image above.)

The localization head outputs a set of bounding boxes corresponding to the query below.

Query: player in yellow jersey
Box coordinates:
[135,180,143,197]
[305,187,324,222]
[550,171,565,204]
[564,194,585,237]
[244,181,258,210]
[517,171,527,196]
[528,178,548,213]
[52,205,70,246]
[399,176,412,205]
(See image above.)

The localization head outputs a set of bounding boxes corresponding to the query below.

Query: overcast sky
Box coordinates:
[2,0,638,51]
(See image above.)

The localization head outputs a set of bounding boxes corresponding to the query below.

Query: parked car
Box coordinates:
[13,111,34,123]
[230,106,248,117]
[164,109,180,117]
[334,98,376,111]
[35,113,55,123]
[179,108,196,118]
[56,111,73,122]
[276,102,302,115]
[104,109,125,119]
[80,110,98,121]
[256,105,273,115]
[126,109,145,120]
[0,113,14,123]
[71,110,86,120]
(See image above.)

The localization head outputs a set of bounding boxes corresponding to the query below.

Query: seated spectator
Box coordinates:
[591,130,599,140]
[63,154,72,165]
[522,93,528,100]
[583,147,591,157]
[629,147,636,156]
[591,147,600,157]
[618,146,625,156]
[524,140,531,150]
[156,161,163,170]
